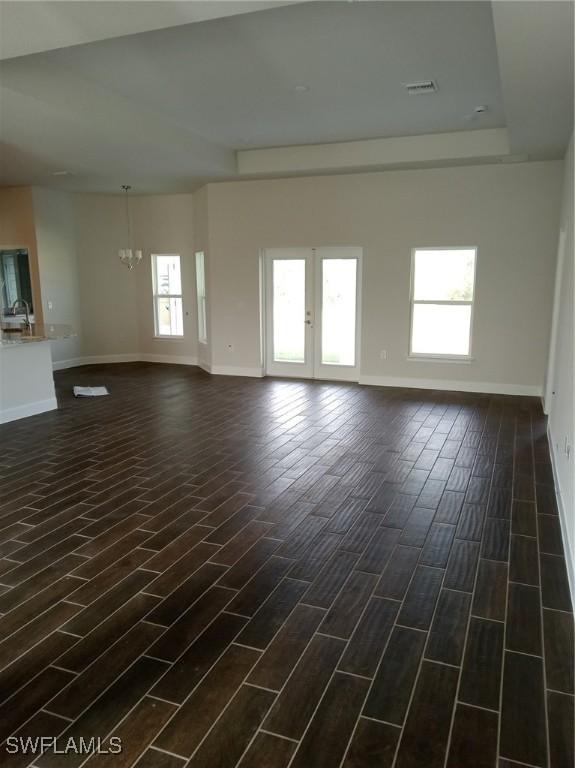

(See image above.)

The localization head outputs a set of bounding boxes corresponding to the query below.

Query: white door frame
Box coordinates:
[262,246,363,382]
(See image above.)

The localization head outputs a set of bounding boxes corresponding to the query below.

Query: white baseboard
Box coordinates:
[53,358,539,394]
[358,374,542,397]
[53,353,199,370]
[139,354,198,366]
[0,397,58,424]
[197,361,212,374]
[210,365,264,378]
[52,354,141,370]
[547,429,575,609]
[52,354,263,378]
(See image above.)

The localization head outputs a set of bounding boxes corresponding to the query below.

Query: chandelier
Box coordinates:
[118,185,142,269]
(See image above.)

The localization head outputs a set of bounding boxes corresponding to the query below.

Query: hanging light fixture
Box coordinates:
[118,185,142,270]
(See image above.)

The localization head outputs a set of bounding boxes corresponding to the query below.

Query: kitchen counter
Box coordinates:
[0,324,76,423]
[0,322,75,347]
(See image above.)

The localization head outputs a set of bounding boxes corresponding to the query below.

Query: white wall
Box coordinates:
[73,194,140,358]
[205,160,562,393]
[0,189,199,368]
[72,192,197,364]
[33,188,82,362]
[545,134,574,596]
[29,161,563,398]
[132,194,197,363]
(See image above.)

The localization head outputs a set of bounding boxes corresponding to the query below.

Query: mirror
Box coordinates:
[1,249,34,317]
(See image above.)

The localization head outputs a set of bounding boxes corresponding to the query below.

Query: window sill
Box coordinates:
[154,335,185,342]
[406,355,475,364]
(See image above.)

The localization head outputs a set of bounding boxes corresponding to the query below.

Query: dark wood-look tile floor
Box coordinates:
[0,362,573,768]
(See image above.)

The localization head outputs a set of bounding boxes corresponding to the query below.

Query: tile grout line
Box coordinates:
[242,510,403,768]
[532,414,553,768]
[152,631,269,764]
[442,402,502,768]
[494,406,516,766]
[339,406,468,768]
[0,379,568,768]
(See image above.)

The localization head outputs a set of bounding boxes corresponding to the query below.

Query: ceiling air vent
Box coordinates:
[405,80,437,94]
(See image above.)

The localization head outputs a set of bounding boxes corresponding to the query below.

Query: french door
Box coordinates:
[264,247,362,381]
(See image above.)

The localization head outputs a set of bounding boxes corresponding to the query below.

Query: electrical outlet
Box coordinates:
[48,301,53,310]
[380,350,387,360]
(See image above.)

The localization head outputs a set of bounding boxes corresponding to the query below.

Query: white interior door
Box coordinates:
[264,247,362,382]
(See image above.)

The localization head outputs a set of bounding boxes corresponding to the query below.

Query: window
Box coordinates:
[195,252,207,344]
[410,247,477,358]
[152,254,183,337]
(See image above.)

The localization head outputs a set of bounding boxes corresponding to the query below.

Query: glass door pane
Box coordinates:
[321,259,357,366]
[272,259,306,363]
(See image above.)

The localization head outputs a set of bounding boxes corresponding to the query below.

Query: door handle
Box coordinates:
[304,320,313,325]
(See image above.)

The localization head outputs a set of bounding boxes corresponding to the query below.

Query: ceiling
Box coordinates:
[25,1,506,149]
[492,1,575,158]
[0,1,295,60]
[0,1,573,193]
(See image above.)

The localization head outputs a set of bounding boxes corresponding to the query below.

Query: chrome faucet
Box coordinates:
[11,299,31,328]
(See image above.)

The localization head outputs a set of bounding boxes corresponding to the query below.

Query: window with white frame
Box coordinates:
[410,247,477,358]
[195,251,207,344]
[152,254,183,337]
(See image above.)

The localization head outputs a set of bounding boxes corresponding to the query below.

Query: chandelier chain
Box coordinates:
[122,185,132,248]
